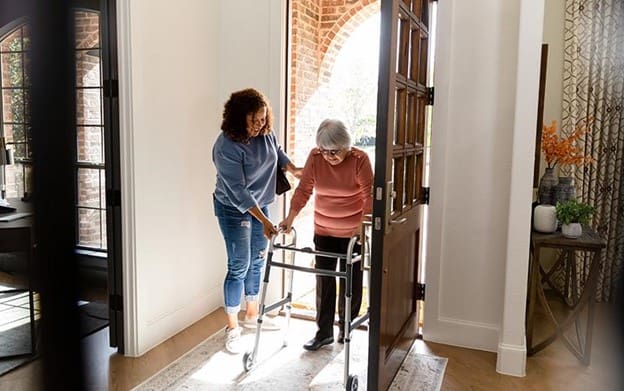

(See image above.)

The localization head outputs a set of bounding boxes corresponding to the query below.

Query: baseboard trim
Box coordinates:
[496,342,526,377]
[423,316,499,352]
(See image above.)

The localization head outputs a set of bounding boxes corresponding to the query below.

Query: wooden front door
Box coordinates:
[368,0,434,389]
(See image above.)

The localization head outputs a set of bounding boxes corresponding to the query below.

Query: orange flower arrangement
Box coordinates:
[541,119,594,169]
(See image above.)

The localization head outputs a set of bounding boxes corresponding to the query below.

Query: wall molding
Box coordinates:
[424,316,500,352]
[496,342,527,377]
[116,0,139,357]
[497,0,545,377]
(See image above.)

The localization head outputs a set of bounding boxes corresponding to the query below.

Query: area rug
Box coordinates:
[134,317,447,391]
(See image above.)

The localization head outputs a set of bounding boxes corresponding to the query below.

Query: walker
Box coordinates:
[242,226,371,391]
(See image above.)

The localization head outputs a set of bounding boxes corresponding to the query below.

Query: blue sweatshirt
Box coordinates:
[213,131,290,213]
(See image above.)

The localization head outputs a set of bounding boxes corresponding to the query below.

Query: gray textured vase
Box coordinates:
[554,176,576,205]
[538,168,558,205]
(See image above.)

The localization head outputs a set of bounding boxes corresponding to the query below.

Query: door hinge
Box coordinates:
[422,187,430,205]
[109,294,123,311]
[416,283,426,301]
[426,86,434,105]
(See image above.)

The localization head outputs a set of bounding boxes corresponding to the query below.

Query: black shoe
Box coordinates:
[303,336,334,351]
[337,330,345,344]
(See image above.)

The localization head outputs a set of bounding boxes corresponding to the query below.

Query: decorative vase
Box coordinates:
[561,223,582,238]
[554,176,576,205]
[533,205,557,233]
[538,168,558,205]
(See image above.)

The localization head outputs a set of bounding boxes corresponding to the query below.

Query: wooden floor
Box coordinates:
[1,304,622,390]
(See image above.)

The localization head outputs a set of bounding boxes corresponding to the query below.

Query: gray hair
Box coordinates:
[315,119,352,150]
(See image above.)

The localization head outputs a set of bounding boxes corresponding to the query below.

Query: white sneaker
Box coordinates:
[242,316,281,330]
[225,326,243,354]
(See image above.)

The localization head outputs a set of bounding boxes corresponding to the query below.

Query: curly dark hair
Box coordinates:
[221,88,273,143]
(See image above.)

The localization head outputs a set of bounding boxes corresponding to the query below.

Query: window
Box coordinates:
[0,22,32,199]
[75,10,107,250]
[0,11,108,251]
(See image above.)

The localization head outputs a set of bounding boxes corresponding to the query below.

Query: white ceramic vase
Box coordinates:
[533,205,557,233]
[561,223,582,238]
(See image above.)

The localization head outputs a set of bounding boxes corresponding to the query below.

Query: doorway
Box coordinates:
[0,0,123,355]
[284,0,380,319]
[284,1,437,389]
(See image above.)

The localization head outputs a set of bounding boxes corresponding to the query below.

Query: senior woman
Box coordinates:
[279,119,373,351]
[213,88,301,353]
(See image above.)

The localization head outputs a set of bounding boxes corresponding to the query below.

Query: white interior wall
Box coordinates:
[425,0,523,351]
[119,0,222,356]
[119,0,285,356]
[539,0,566,177]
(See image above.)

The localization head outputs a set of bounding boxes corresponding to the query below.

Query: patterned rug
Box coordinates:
[134,317,447,390]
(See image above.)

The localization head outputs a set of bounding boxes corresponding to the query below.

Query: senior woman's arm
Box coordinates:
[279,151,315,232]
[354,152,374,238]
[284,161,303,179]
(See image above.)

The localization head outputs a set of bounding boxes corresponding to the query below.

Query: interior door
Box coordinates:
[368,0,434,389]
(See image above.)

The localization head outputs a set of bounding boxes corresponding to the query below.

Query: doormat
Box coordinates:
[133,317,447,390]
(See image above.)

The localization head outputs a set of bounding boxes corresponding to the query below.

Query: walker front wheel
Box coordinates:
[242,351,254,372]
[346,375,358,391]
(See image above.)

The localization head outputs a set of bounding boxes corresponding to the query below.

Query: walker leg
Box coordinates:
[246,249,274,371]
[343,258,353,387]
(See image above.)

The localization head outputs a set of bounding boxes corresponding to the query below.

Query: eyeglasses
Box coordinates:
[319,148,342,156]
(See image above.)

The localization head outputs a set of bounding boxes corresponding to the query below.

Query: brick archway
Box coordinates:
[288,0,380,155]
[318,1,380,85]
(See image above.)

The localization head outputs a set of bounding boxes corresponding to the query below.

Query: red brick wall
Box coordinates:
[289,0,380,158]
[75,10,105,248]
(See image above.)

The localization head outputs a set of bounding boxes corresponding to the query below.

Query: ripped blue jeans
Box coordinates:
[213,198,269,314]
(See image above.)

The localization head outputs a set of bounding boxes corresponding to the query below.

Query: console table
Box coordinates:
[0,198,36,358]
[526,226,606,365]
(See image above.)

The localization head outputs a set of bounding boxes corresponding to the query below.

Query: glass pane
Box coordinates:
[77,126,103,163]
[24,164,33,196]
[22,25,31,51]
[4,163,23,199]
[23,53,31,87]
[13,142,26,160]
[394,88,407,145]
[76,88,102,125]
[407,92,417,144]
[1,53,23,87]
[413,0,423,20]
[4,124,25,143]
[396,16,409,77]
[406,154,415,205]
[75,11,100,49]
[0,28,21,52]
[76,49,101,87]
[2,88,24,122]
[410,27,421,81]
[100,170,106,209]
[78,207,101,248]
[24,91,30,123]
[420,35,428,85]
[77,168,101,208]
[100,210,107,249]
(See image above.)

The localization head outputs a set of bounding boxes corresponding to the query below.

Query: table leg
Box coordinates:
[526,244,540,354]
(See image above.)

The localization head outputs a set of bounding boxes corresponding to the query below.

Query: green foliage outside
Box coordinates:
[4,32,28,158]
[555,199,595,225]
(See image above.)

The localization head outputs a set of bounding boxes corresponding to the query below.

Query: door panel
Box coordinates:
[369,0,433,389]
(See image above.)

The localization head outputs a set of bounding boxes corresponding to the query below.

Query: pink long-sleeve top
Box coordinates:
[289,147,374,238]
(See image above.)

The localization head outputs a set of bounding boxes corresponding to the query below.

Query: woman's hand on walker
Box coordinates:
[263,221,279,239]
[278,215,295,233]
